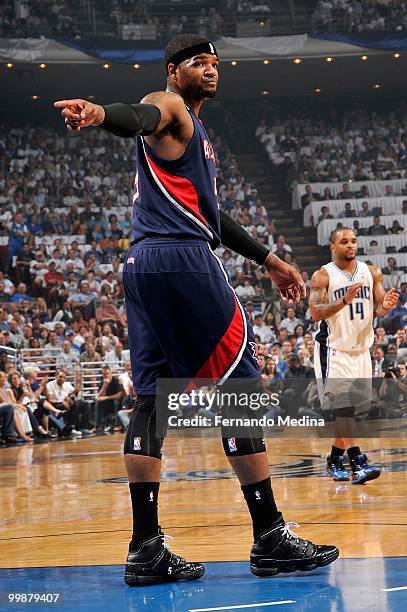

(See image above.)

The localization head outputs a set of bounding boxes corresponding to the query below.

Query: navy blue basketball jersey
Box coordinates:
[131,106,221,247]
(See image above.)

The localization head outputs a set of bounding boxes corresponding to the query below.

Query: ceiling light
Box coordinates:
[394,52,401,59]
[31,95,39,100]
[133,63,141,69]
[6,62,14,68]
[263,59,269,65]
[293,58,302,64]
[314,88,322,93]
[230,60,237,66]
[261,90,269,95]
[39,63,47,69]
[361,55,368,61]
[103,63,110,69]
[325,56,333,63]
[372,83,382,89]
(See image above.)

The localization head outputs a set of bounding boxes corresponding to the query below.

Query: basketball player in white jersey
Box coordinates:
[309,228,399,483]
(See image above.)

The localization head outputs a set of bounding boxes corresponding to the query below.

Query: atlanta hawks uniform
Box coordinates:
[123,107,260,394]
[314,261,374,412]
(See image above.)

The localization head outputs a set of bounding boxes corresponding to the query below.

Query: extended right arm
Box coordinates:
[54,92,190,138]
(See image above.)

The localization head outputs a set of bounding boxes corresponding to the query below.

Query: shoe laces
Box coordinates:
[160,533,188,568]
[282,521,300,543]
[162,533,173,550]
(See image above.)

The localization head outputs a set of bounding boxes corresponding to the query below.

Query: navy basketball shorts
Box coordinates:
[122,238,261,394]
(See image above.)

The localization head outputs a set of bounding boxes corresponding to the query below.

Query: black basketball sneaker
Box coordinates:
[124,531,205,586]
[250,518,339,576]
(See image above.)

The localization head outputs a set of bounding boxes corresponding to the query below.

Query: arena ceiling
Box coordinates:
[1,49,406,106]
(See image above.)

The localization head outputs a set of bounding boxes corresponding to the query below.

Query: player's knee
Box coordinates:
[222,434,266,456]
[123,395,165,458]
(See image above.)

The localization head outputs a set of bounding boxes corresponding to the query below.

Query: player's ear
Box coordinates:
[167,63,177,80]
[330,243,335,254]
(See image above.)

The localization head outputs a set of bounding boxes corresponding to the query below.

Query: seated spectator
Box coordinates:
[368,216,387,235]
[321,187,333,201]
[359,201,370,217]
[318,206,333,223]
[381,257,398,276]
[367,240,380,255]
[46,368,89,436]
[355,185,370,199]
[95,295,125,326]
[56,339,80,374]
[252,314,274,343]
[11,282,33,303]
[280,307,303,334]
[93,366,123,433]
[389,220,404,235]
[80,341,102,364]
[104,341,130,369]
[0,370,32,443]
[338,202,356,218]
[301,184,320,208]
[337,183,355,199]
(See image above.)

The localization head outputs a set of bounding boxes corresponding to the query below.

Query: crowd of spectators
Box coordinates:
[312,0,407,33]
[256,105,407,186]
[1,104,406,444]
[0,0,83,38]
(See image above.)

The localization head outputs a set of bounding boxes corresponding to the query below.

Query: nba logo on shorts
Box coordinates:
[133,436,141,451]
[228,437,237,453]
[127,256,135,264]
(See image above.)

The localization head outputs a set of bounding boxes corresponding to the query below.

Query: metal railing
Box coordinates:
[19,348,127,401]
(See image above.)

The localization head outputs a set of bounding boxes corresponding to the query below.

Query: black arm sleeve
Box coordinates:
[219,210,270,265]
[100,103,161,138]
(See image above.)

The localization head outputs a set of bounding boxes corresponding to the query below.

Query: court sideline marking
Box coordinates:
[189,602,296,612]
[382,585,407,592]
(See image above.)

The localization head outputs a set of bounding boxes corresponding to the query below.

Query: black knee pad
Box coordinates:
[222,433,267,456]
[124,395,165,459]
[335,406,355,418]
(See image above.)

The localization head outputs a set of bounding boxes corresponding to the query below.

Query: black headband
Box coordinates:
[167,41,218,67]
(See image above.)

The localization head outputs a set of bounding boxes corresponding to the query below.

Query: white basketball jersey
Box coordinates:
[315,260,374,353]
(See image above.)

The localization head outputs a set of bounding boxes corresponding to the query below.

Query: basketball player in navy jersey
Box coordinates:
[55,34,338,585]
[309,228,399,483]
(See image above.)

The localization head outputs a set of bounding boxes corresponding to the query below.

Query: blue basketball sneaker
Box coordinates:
[326,455,350,481]
[350,453,381,484]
